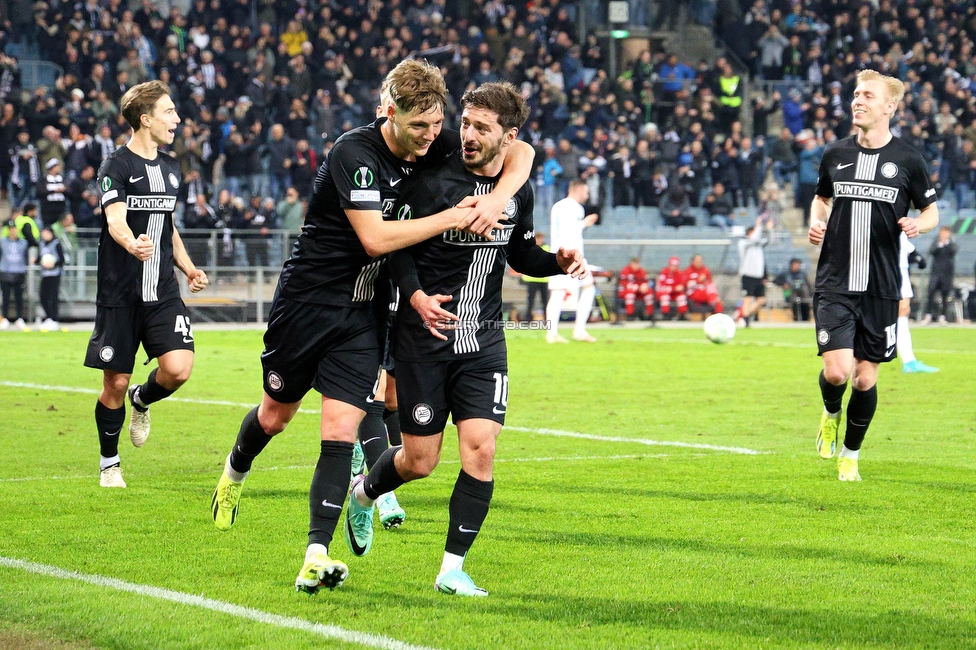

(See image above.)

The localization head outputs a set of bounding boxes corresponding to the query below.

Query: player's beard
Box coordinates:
[462,136,504,171]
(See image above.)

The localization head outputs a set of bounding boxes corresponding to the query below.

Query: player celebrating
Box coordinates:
[85,80,209,488]
[656,256,688,319]
[810,70,939,480]
[545,179,597,342]
[209,60,536,594]
[684,254,723,314]
[347,82,584,596]
[618,257,654,320]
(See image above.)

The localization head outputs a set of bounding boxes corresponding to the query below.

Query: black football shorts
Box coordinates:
[813,292,898,363]
[396,353,509,436]
[85,299,195,374]
[260,296,381,407]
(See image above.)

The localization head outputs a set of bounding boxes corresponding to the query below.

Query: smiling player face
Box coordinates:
[389,104,444,159]
[148,94,181,146]
[851,79,894,131]
[460,106,512,171]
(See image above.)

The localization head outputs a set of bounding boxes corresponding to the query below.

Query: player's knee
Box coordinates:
[401,452,438,480]
[103,374,130,400]
[823,367,849,386]
[258,406,291,435]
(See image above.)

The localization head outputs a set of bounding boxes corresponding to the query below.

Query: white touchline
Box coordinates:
[0,381,768,455]
[503,426,768,455]
[0,556,438,650]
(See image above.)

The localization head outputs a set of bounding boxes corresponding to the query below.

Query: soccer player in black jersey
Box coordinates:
[809,70,939,481]
[209,60,538,594]
[85,80,209,488]
[348,82,585,596]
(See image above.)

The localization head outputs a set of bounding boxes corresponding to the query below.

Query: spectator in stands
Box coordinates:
[737,137,764,208]
[608,145,633,208]
[656,256,688,320]
[921,226,958,325]
[712,138,741,207]
[266,123,295,202]
[768,126,798,190]
[735,218,768,327]
[618,257,654,321]
[714,61,743,134]
[555,138,580,197]
[704,182,734,231]
[660,185,695,228]
[685,254,723,314]
[773,257,812,321]
[0,219,29,330]
[276,186,304,231]
[796,131,824,226]
[40,158,67,227]
[537,138,562,218]
[10,131,39,207]
[291,138,316,199]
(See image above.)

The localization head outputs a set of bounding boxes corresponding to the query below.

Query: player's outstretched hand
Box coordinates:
[130,233,154,261]
[556,247,586,278]
[808,220,827,245]
[187,269,209,293]
[456,193,507,239]
[410,290,459,341]
[898,217,920,238]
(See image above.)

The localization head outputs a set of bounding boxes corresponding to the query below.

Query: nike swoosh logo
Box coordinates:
[321,500,343,510]
[105,429,121,437]
[129,176,144,182]
[390,178,402,186]
[362,437,382,445]
[458,525,479,534]
[492,407,506,415]
[182,337,193,343]
[837,163,854,170]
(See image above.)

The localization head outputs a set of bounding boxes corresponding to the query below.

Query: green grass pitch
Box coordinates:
[1,325,974,649]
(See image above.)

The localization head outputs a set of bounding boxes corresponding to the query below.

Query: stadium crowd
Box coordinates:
[0,0,973,250]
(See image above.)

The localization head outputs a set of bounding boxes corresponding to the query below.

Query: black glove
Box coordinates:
[908,250,926,269]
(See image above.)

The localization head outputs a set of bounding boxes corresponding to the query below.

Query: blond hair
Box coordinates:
[383,59,447,115]
[855,70,906,105]
[120,80,172,132]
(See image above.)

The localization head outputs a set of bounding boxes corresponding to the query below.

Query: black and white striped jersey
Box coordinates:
[389,153,560,362]
[814,135,936,299]
[96,146,182,307]
[276,118,459,307]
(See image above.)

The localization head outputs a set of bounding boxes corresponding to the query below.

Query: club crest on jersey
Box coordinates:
[267,371,283,392]
[412,403,433,425]
[443,222,514,246]
[354,166,374,188]
[504,198,517,218]
[880,162,898,178]
[99,346,115,362]
[169,173,180,188]
[101,177,112,192]
[817,329,830,345]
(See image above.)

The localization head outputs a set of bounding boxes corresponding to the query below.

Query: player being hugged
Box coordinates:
[85,80,209,488]
[347,82,585,596]
[808,70,939,481]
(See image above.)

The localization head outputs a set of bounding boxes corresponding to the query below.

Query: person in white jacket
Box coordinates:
[545,178,598,342]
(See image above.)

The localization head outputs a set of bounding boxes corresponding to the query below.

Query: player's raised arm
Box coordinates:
[457,138,534,236]
[171,228,208,292]
[346,205,473,257]
[105,202,154,261]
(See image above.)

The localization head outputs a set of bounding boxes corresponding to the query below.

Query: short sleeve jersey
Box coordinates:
[391,153,536,362]
[814,135,936,299]
[276,118,459,307]
[549,197,585,253]
[96,146,182,307]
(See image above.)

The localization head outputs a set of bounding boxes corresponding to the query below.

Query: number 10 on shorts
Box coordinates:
[492,372,509,408]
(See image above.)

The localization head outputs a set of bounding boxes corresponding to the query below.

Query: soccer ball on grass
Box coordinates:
[703,313,736,344]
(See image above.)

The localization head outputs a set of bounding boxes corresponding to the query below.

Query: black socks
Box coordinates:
[358,400,389,470]
[445,470,494,556]
[844,386,878,451]
[308,440,354,548]
[362,446,406,501]
[95,400,125,462]
[228,407,273,474]
[819,370,847,414]
[133,368,175,408]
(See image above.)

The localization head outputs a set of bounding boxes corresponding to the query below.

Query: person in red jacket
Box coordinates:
[684,254,723,314]
[656,255,687,318]
[617,257,654,319]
